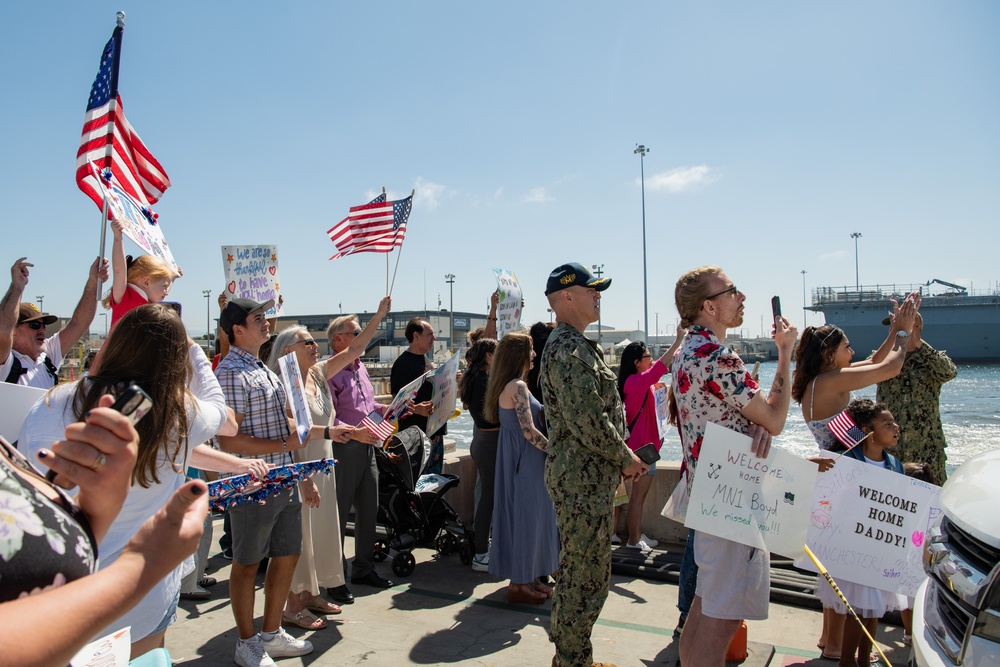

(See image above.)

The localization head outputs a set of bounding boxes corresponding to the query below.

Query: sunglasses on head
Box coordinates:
[19,321,44,330]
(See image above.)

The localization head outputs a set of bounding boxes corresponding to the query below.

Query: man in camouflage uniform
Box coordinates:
[876,313,957,483]
[540,263,648,667]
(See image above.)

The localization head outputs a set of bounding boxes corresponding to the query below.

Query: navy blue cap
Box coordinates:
[544,262,611,296]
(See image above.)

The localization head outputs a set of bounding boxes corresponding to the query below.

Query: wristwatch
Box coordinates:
[896,331,909,339]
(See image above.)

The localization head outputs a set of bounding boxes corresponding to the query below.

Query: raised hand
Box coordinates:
[11,257,32,290]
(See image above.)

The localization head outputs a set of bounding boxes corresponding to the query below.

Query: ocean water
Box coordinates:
[449,363,999,476]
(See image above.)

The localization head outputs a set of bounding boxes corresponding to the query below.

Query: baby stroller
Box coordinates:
[373,426,475,577]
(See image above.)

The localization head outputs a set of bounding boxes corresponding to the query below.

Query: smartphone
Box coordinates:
[163,301,182,317]
[771,296,782,319]
[45,384,152,481]
[634,443,661,465]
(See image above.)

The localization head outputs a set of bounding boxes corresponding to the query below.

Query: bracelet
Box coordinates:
[487,317,497,321]
[281,437,287,457]
[324,425,331,441]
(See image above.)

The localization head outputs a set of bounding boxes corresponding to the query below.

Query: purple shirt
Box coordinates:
[328,358,385,427]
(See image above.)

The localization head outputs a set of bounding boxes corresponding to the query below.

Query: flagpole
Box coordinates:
[96,192,110,300]
[388,189,413,296]
[96,12,125,300]
[383,187,389,293]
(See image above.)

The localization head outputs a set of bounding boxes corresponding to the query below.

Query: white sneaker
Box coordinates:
[611,534,622,545]
[626,539,653,551]
[235,636,276,667]
[902,633,912,646]
[640,533,659,548]
[260,627,313,658]
[472,553,489,572]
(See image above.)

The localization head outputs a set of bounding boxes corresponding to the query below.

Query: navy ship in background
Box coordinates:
[807,279,1000,363]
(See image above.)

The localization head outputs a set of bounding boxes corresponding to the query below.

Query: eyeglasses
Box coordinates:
[706,285,739,300]
[19,321,44,330]
[296,339,318,347]
[641,353,652,359]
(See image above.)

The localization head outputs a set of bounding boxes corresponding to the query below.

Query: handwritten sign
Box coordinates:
[652,381,670,443]
[685,422,817,559]
[89,162,178,273]
[277,352,312,444]
[426,351,459,436]
[796,455,940,596]
[492,268,522,338]
[70,627,131,667]
[221,245,284,317]
[384,370,432,423]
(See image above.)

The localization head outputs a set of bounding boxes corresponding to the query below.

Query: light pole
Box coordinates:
[36,295,44,312]
[591,264,604,348]
[444,274,455,348]
[547,308,553,323]
[801,270,807,330]
[655,312,660,345]
[851,232,862,290]
[203,290,212,342]
[634,143,650,342]
[99,312,108,336]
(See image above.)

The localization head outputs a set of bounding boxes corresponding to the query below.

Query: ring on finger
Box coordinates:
[89,451,107,472]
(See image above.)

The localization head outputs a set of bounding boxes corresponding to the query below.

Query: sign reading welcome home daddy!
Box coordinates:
[425,351,460,436]
[221,245,284,317]
[686,422,818,560]
[492,268,522,338]
[795,455,940,596]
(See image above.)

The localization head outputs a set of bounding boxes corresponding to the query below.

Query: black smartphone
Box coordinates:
[634,443,661,465]
[45,384,152,481]
[163,301,182,317]
[771,296,782,319]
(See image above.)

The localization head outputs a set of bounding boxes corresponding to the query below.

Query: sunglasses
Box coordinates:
[19,321,45,330]
[706,285,739,300]
[296,339,318,347]
[339,329,362,337]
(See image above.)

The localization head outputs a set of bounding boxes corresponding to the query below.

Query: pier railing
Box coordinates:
[811,283,1000,307]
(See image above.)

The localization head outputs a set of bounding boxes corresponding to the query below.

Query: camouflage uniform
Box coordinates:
[876,342,957,484]
[540,322,636,667]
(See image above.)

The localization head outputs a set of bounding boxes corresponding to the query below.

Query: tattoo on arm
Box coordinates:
[513,382,548,451]
[770,372,784,396]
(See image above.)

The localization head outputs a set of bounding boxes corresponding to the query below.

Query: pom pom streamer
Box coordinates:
[207,458,335,512]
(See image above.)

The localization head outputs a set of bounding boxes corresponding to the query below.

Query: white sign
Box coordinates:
[686,422,818,560]
[492,268,522,338]
[425,351,459,436]
[70,627,131,667]
[221,245,284,317]
[652,381,670,443]
[796,455,941,596]
[384,371,431,423]
[277,352,312,444]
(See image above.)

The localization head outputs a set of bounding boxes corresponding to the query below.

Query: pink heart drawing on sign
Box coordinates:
[227,281,236,294]
[911,531,925,548]
[269,266,277,276]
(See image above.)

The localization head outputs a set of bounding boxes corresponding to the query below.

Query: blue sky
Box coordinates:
[2,2,997,339]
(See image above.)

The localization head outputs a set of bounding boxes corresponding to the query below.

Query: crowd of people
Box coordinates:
[0,255,955,667]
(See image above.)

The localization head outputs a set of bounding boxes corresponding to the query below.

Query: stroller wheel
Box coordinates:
[458,541,473,566]
[392,551,416,577]
[436,533,457,556]
[373,539,389,562]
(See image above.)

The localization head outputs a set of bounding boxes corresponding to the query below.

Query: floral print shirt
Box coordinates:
[670,325,760,487]
[0,444,96,602]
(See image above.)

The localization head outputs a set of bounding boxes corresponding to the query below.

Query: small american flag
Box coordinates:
[76,25,171,211]
[328,194,412,260]
[827,410,868,450]
[360,410,395,443]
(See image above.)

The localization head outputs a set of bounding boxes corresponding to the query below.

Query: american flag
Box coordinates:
[328,194,412,260]
[76,26,171,211]
[360,410,396,443]
[827,410,868,451]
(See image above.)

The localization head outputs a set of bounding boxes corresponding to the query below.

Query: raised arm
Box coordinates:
[322,296,391,379]
[815,334,907,395]
[109,219,128,305]
[741,316,797,437]
[0,257,30,364]
[657,324,687,366]
[57,257,109,352]
[484,290,499,340]
[867,292,919,365]
[216,292,231,363]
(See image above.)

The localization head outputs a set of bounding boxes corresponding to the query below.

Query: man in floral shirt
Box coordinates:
[670,266,797,667]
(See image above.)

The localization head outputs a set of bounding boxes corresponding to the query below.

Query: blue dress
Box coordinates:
[488,395,559,582]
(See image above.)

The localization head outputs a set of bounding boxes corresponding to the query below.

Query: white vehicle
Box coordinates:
[912,449,1000,667]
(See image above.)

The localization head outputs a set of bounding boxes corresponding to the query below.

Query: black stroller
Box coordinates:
[373,426,474,577]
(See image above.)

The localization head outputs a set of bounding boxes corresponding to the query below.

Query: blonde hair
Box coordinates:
[102,255,175,308]
[326,315,359,349]
[674,265,723,328]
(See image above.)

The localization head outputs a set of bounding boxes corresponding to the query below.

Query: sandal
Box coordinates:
[198,576,218,587]
[531,580,553,598]
[282,610,327,630]
[304,599,343,615]
[507,583,546,605]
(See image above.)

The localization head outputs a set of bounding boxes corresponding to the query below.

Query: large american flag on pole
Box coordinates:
[827,410,869,451]
[76,24,171,211]
[328,194,412,260]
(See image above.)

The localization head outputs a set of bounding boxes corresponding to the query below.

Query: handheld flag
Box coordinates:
[76,19,171,210]
[328,193,411,260]
[827,410,869,451]
[360,410,396,443]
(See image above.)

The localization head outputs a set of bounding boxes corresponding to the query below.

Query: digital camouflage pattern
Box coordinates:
[540,322,635,667]
[876,342,957,484]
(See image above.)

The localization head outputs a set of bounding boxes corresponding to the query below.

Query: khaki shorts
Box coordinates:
[694,530,769,620]
[230,487,302,565]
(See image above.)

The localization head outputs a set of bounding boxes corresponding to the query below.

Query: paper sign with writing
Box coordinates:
[221,245,284,317]
[70,627,131,667]
[426,351,459,436]
[652,381,670,443]
[384,370,432,424]
[685,422,818,559]
[795,455,940,596]
[492,268,522,338]
[277,352,312,444]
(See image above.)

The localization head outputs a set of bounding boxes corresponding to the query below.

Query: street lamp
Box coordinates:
[547,307,553,323]
[99,312,108,336]
[801,270,807,330]
[851,232,862,291]
[444,274,455,348]
[36,295,44,312]
[634,143,650,342]
[203,290,212,342]
[591,264,604,347]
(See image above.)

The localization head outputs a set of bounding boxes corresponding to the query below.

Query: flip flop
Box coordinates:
[305,600,343,615]
[198,576,218,587]
[282,610,327,630]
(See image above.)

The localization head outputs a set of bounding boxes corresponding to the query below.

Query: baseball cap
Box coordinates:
[544,262,612,296]
[18,302,59,326]
[219,297,275,335]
